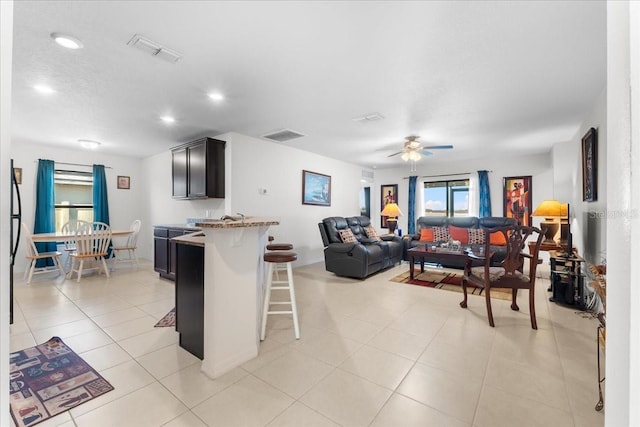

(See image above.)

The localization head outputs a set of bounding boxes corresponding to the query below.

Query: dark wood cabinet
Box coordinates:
[172,137,225,199]
[153,226,199,281]
[175,242,204,359]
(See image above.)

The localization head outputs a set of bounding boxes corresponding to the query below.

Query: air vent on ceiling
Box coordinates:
[352,112,385,123]
[361,170,374,180]
[127,34,182,63]
[262,129,305,143]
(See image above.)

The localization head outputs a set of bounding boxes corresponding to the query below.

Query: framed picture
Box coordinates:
[117,175,130,190]
[582,127,597,202]
[13,167,22,185]
[503,176,532,226]
[380,184,398,227]
[302,170,331,206]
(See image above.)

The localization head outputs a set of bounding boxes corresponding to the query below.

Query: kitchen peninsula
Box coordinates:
[172,217,279,379]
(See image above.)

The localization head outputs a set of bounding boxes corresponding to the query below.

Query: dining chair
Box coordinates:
[21,222,66,284]
[460,224,543,329]
[60,219,90,270]
[110,219,141,267]
[67,222,113,282]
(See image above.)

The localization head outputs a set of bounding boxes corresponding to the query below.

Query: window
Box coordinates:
[423,179,470,217]
[54,170,93,232]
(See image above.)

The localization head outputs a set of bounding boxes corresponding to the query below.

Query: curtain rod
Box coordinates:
[402,172,475,179]
[34,160,112,169]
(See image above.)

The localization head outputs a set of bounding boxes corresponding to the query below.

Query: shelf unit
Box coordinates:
[548,250,586,309]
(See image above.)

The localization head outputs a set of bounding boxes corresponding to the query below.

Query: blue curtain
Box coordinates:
[478,170,492,217]
[34,159,56,266]
[93,165,111,257]
[408,176,417,234]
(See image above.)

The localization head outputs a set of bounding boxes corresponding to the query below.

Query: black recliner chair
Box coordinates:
[318,216,402,279]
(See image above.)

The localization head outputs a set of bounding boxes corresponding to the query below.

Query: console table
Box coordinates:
[549,250,585,309]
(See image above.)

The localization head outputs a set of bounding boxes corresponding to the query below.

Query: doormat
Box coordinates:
[10,336,114,427]
[390,269,511,301]
[154,307,176,327]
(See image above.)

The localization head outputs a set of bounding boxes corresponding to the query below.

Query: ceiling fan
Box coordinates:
[388,135,453,162]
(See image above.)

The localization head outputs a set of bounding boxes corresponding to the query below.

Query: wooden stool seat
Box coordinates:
[266,243,294,251]
[264,251,297,263]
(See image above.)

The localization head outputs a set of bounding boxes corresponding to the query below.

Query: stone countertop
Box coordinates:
[154,224,202,230]
[171,231,205,247]
[195,217,279,229]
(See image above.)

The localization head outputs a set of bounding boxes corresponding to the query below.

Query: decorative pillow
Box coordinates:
[363,225,381,241]
[468,228,486,245]
[419,228,434,242]
[449,226,469,244]
[433,226,450,242]
[489,231,507,245]
[338,228,358,243]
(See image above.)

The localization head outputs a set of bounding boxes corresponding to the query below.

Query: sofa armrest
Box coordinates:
[381,235,402,243]
[326,242,359,253]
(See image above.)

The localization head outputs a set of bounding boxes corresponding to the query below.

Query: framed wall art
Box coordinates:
[582,127,597,202]
[117,175,130,190]
[302,170,331,206]
[503,176,532,226]
[380,184,398,227]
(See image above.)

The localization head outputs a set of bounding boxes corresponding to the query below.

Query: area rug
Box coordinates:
[390,269,511,301]
[9,336,114,427]
[154,307,176,327]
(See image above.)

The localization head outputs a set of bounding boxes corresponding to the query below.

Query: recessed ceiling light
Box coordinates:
[208,92,225,101]
[51,32,84,49]
[161,116,176,124]
[33,84,55,94]
[78,139,101,149]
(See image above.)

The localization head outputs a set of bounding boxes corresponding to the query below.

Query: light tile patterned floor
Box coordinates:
[9,260,604,427]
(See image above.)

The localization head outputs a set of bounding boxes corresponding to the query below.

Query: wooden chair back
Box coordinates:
[75,222,112,256]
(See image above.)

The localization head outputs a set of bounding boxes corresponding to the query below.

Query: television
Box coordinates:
[562,203,573,257]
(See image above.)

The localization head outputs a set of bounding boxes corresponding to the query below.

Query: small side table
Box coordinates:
[548,250,586,309]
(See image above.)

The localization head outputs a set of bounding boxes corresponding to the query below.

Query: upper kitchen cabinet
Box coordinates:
[172,137,225,199]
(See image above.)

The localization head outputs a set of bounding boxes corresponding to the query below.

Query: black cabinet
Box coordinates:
[172,137,225,199]
[175,242,204,359]
[549,250,586,309]
[153,226,200,281]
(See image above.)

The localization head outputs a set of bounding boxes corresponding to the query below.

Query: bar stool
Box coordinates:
[261,251,300,340]
[266,236,293,280]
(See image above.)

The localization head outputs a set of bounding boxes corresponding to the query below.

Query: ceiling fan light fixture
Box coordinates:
[409,151,421,161]
[401,152,410,161]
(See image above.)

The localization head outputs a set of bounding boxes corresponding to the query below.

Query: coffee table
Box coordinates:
[407,246,469,280]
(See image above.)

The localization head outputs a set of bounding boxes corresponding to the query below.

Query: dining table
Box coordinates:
[31,229,133,243]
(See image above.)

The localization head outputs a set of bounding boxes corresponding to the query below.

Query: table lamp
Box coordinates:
[532,200,567,244]
[380,203,403,234]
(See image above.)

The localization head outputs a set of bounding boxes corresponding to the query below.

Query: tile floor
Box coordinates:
[9,260,604,427]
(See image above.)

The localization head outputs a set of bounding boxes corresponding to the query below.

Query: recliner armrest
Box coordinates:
[381,235,402,243]
[326,242,359,253]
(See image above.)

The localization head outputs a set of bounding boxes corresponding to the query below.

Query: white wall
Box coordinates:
[10,141,147,273]
[605,2,639,426]
[143,132,363,266]
[552,87,607,263]
[1,1,13,425]
[370,152,554,235]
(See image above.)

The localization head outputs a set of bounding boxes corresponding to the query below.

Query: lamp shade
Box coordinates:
[381,203,403,218]
[532,200,567,218]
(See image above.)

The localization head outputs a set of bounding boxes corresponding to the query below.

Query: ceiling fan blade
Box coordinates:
[422,145,454,150]
[387,151,404,157]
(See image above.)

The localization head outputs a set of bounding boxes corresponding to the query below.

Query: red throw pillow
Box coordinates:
[419,228,434,242]
[449,225,469,244]
[490,231,507,245]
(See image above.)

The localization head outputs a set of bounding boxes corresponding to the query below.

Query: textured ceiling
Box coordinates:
[11,1,606,169]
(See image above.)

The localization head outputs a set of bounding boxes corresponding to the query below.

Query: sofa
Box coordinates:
[318,216,403,279]
[402,216,518,268]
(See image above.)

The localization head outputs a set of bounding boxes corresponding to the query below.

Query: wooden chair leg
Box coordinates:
[76,260,84,282]
[27,261,36,284]
[485,288,495,327]
[511,288,520,311]
[460,278,469,308]
[101,257,110,278]
[529,289,537,330]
